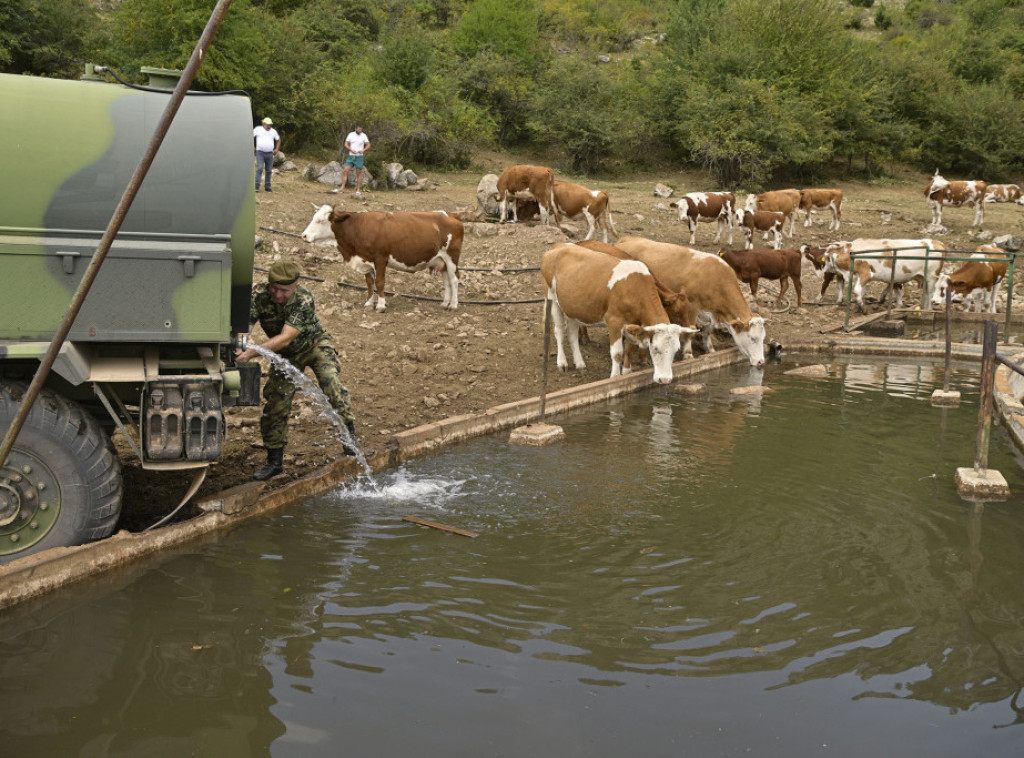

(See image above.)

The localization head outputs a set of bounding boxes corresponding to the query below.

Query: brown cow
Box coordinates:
[301,205,464,312]
[495,165,560,226]
[926,171,987,227]
[540,244,690,382]
[798,188,843,231]
[745,189,801,237]
[984,184,1024,205]
[735,208,784,250]
[717,247,803,307]
[615,236,767,368]
[669,191,735,246]
[931,244,1010,313]
[551,180,618,242]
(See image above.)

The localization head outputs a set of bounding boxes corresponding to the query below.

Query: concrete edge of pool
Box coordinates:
[1,337,1022,610]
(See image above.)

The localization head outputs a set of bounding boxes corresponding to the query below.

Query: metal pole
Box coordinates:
[943,285,953,392]
[1005,254,1015,336]
[974,320,999,474]
[886,252,896,320]
[0,0,234,470]
[539,297,551,423]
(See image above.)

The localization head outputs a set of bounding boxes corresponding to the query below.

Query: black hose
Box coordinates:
[96,65,250,97]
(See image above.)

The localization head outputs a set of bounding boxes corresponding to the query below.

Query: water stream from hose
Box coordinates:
[242,342,374,480]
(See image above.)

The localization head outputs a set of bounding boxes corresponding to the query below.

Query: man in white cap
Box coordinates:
[253,117,280,192]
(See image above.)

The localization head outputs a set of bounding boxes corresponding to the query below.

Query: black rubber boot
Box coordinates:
[343,420,359,457]
[253,447,284,480]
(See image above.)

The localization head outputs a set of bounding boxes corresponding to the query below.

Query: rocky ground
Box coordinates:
[116,158,1024,530]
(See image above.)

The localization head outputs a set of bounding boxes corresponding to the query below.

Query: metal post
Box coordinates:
[1005,254,1015,335]
[943,285,953,392]
[922,244,932,308]
[886,251,896,321]
[974,320,999,474]
[0,0,234,470]
[539,298,551,423]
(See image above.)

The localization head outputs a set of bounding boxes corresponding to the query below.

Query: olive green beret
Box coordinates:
[268,259,300,284]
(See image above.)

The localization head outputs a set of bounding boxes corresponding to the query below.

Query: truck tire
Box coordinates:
[0,382,122,563]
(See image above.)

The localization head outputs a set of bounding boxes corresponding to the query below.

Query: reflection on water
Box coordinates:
[2,356,1024,756]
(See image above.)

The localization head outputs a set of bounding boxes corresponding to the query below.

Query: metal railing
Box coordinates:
[837,246,1020,332]
[974,320,1024,475]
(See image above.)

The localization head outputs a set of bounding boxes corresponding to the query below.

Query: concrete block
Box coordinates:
[509,423,565,446]
[866,320,906,337]
[785,364,829,377]
[669,383,706,395]
[931,389,961,406]
[955,467,1010,500]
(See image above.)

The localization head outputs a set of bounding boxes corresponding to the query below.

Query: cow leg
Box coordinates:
[830,204,840,231]
[786,212,796,238]
[713,217,724,243]
[776,276,788,307]
[792,275,802,308]
[583,209,596,241]
[548,296,571,371]
[373,259,389,312]
[607,317,626,377]
[363,272,378,310]
[688,217,697,246]
[566,316,586,369]
[772,228,781,249]
[973,202,985,227]
[744,229,753,250]
[749,275,759,299]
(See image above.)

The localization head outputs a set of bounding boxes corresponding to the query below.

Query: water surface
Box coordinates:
[2,356,1023,757]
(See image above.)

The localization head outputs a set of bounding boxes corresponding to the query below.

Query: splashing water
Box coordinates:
[331,466,467,510]
[242,341,374,479]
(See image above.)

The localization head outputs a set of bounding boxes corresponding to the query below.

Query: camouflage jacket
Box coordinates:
[249,283,329,358]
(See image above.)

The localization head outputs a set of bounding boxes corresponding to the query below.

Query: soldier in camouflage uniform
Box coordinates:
[235,259,357,480]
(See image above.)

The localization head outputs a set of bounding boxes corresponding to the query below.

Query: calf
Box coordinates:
[926,171,986,227]
[717,247,803,308]
[984,184,1024,205]
[805,238,947,312]
[615,236,767,368]
[549,180,619,242]
[798,188,843,231]
[495,164,561,226]
[669,191,735,246]
[745,189,801,237]
[301,205,463,312]
[540,244,690,382]
[931,244,1010,313]
[735,208,784,250]
[800,244,839,302]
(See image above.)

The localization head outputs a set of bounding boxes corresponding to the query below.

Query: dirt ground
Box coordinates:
[117,160,1024,530]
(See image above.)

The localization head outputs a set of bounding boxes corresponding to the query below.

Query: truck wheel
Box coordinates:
[0,382,122,562]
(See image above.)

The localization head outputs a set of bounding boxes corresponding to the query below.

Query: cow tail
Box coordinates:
[548,170,561,226]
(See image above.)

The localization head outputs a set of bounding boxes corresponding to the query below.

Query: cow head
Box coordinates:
[623,323,689,384]
[724,316,766,368]
[744,194,758,212]
[300,204,337,244]
[930,272,956,309]
[800,244,829,276]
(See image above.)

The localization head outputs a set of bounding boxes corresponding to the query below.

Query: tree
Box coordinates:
[1,0,99,77]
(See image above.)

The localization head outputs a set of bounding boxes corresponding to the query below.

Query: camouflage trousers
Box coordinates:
[260,338,354,450]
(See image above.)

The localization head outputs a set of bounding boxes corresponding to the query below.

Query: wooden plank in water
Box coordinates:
[403,516,479,538]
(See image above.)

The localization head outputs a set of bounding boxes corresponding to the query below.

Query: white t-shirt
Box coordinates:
[345,131,369,155]
[254,126,279,152]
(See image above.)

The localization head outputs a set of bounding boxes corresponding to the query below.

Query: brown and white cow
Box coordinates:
[735,208,784,250]
[550,180,619,242]
[930,244,1010,313]
[803,238,947,312]
[798,188,843,231]
[717,247,803,308]
[540,244,690,382]
[926,171,987,227]
[669,192,735,246]
[983,184,1024,205]
[614,236,767,368]
[495,164,560,226]
[301,205,464,312]
[745,189,801,237]
[800,244,839,302]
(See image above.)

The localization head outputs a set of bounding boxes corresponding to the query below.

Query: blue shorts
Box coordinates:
[344,154,365,169]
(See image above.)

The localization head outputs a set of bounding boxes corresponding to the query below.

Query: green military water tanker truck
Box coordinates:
[0,69,259,562]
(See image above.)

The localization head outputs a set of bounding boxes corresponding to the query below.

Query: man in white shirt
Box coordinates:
[253,117,280,192]
[340,125,370,195]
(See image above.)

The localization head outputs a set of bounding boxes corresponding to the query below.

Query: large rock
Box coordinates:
[994,234,1022,252]
[313,161,378,190]
[477,174,501,217]
[386,162,407,188]
[654,183,674,198]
